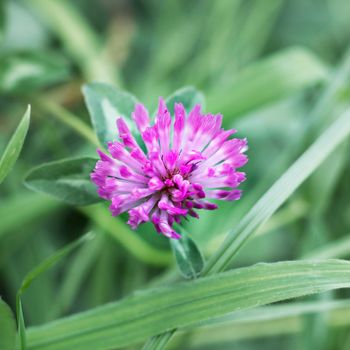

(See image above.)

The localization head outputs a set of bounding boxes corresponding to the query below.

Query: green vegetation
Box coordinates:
[1,1,350,350]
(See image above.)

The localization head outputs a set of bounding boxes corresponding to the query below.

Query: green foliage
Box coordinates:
[24,157,101,206]
[0,51,69,93]
[204,106,350,275]
[207,47,329,118]
[0,106,30,184]
[170,229,204,279]
[26,260,350,350]
[16,232,95,349]
[0,299,16,350]
[164,86,205,114]
[1,2,350,350]
[82,82,139,145]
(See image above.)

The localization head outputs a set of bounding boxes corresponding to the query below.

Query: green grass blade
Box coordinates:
[0,193,60,240]
[183,301,350,346]
[303,234,350,260]
[0,106,30,184]
[0,299,17,350]
[27,0,119,85]
[192,300,350,327]
[207,47,328,118]
[33,96,100,147]
[203,107,350,275]
[16,232,95,350]
[26,260,350,350]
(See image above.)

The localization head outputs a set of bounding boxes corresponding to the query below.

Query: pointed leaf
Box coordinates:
[16,232,95,350]
[82,82,139,146]
[164,86,205,114]
[171,232,204,279]
[24,157,101,206]
[0,106,30,184]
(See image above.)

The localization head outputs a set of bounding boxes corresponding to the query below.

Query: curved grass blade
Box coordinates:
[26,260,350,350]
[204,106,350,275]
[207,47,328,118]
[145,93,350,350]
[27,0,118,84]
[16,232,95,350]
[0,106,30,184]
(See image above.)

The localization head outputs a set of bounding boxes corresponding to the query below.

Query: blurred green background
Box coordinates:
[1,0,350,349]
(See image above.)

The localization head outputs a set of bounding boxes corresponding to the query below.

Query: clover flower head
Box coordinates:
[91,98,248,239]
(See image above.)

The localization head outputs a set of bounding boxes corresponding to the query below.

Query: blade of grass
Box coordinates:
[32,96,100,147]
[182,300,350,346]
[203,106,350,275]
[49,233,103,319]
[147,92,350,350]
[0,105,30,184]
[27,0,119,85]
[16,232,95,350]
[0,194,60,240]
[221,46,350,235]
[303,235,350,260]
[207,47,328,118]
[26,260,350,350]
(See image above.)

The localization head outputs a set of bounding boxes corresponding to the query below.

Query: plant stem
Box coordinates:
[81,205,172,267]
[27,0,120,85]
[32,96,100,148]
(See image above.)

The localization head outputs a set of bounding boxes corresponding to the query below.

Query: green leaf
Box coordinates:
[170,229,204,279]
[184,300,350,345]
[303,234,350,260]
[164,86,205,114]
[0,51,70,93]
[24,157,101,206]
[207,47,329,118]
[0,106,30,184]
[0,299,16,350]
[204,106,350,275]
[82,82,139,146]
[16,232,95,350]
[27,260,350,350]
[0,0,6,40]
[0,193,60,240]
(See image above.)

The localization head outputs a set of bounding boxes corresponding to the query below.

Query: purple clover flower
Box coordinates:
[91,98,248,239]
